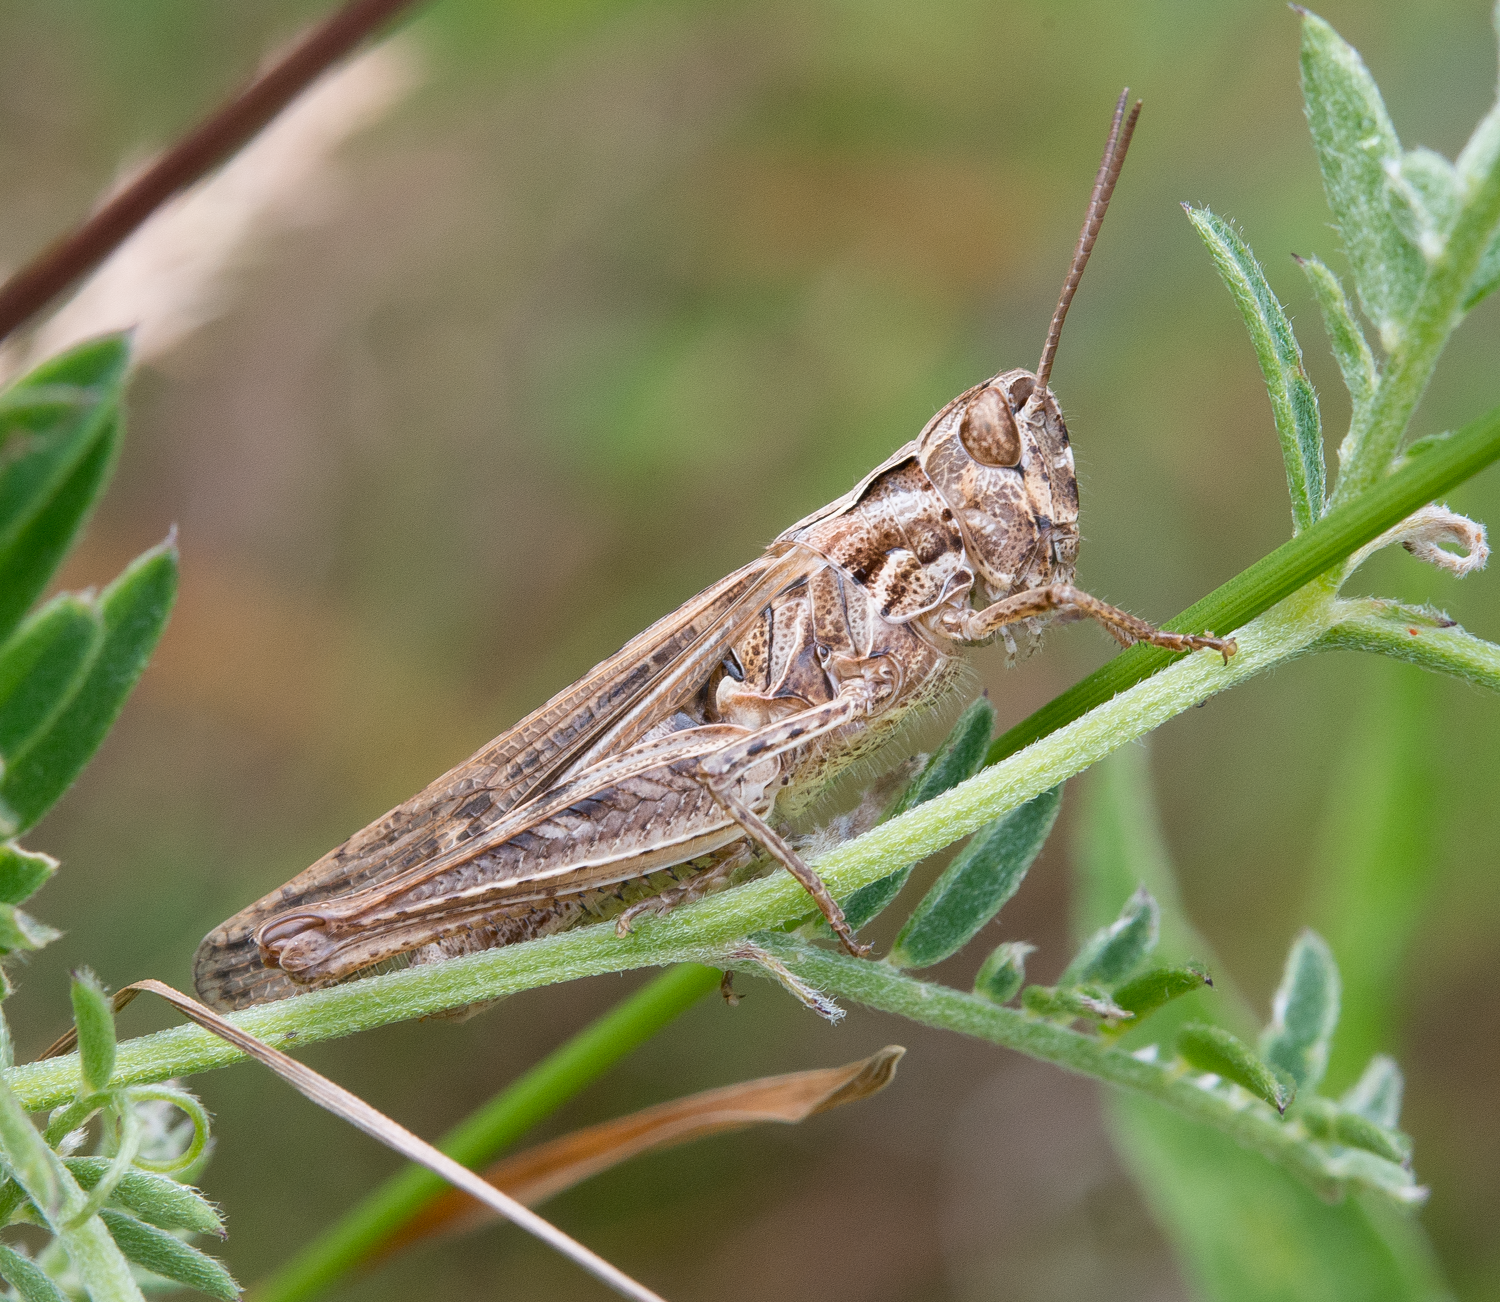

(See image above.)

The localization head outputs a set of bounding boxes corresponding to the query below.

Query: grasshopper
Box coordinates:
[194,91,1234,1012]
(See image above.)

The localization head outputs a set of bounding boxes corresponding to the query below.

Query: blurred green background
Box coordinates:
[1,0,1497,1298]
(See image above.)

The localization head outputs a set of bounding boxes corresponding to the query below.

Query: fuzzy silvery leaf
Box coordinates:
[888,785,1059,970]
[972,940,1033,1005]
[1295,254,1378,476]
[63,1160,222,1238]
[839,697,996,931]
[1386,147,1459,261]
[1465,227,1500,309]
[70,969,117,1094]
[0,1243,68,1302]
[1187,207,1324,532]
[1022,983,1130,1025]
[0,903,61,956]
[1299,9,1424,350]
[1177,1022,1294,1114]
[0,538,178,834]
[0,842,57,907]
[0,337,129,648]
[1061,885,1159,988]
[1341,1053,1404,1129]
[1260,929,1341,1094]
[98,1209,239,1301]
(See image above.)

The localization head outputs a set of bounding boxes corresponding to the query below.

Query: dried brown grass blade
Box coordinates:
[38,980,668,1302]
[379,1045,906,1258]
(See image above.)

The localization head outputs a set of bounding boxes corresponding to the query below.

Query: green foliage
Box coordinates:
[70,970,117,1096]
[0,1242,68,1302]
[65,1159,224,1237]
[971,940,1032,1005]
[839,696,995,932]
[1178,1023,1295,1115]
[96,1210,239,1300]
[1260,930,1341,1095]
[1060,883,1158,987]
[1107,965,1211,1031]
[887,784,1058,970]
[1186,206,1323,532]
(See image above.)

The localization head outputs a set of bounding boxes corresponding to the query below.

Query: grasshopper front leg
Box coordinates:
[938,583,1236,661]
[692,683,883,958]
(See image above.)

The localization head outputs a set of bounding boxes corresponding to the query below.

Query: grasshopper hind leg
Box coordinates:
[614,842,758,936]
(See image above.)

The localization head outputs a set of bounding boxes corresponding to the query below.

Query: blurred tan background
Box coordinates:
[1,1,1497,1298]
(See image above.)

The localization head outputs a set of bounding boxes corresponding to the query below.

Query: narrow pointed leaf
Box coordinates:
[1106,964,1212,1031]
[1260,929,1341,1094]
[0,596,103,762]
[1299,9,1423,345]
[841,697,996,930]
[0,538,177,833]
[1061,885,1160,988]
[98,1209,240,1300]
[1187,206,1323,531]
[888,785,1059,969]
[0,1243,68,1302]
[0,337,130,646]
[65,1159,224,1236]
[70,969,117,1094]
[1464,227,1500,308]
[1296,254,1379,480]
[972,940,1033,1005]
[0,842,57,906]
[1178,1022,1294,1114]
[0,1077,64,1220]
[381,1046,904,1255]
[1298,1097,1411,1166]
[1022,983,1130,1025]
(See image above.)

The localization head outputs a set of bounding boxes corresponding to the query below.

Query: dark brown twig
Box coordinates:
[0,0,424,346]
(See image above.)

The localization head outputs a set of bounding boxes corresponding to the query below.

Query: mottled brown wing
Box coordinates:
[194,549,811,1009]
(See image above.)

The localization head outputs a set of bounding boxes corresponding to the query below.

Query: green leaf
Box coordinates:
[1465,226,1500,308]
[0,538,178,833]
[1177,1022,1294,1114]
[0,903,61,956]
[98,1209,240,1300]
[1061,885,1159,988]
[1107,964,1212,1031]
[0,842,57,906]
[971,940,1032,1005]
[65,1159,224,1237]
[0,1242,68,1302]
[1296,254,1380,478]
[0,337,130,647]
[1020,982,1129,1025]
[1342,1053,1404,1130]
[1261,929,1341,1094]
[887,785,1059,970]
[1186,206,1324,532]
[1298,9,1424,350]
[0,595,104,761]
[840,697,996,931]
[0,1076,65,1221]
[1298,1098,1412,1167]
[70,969,117,1095]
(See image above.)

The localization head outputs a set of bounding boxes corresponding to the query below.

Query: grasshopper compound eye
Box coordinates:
[959,385,1022,467]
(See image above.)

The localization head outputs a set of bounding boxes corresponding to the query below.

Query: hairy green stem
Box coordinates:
[747,938,1420,1205]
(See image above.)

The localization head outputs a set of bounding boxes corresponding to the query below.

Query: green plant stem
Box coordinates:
[988,398,1500,762]
[252,963,719,1302]
[745,937,1420,1205]
[1316,597,1500,690]
[8,402,1500,1114]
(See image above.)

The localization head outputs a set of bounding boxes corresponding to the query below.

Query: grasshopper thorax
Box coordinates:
[916,369,1079,604]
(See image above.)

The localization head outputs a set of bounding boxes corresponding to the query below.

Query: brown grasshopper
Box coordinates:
[194,91,1234,1012]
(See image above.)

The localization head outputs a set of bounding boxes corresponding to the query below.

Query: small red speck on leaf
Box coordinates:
[1408,628,1420,636]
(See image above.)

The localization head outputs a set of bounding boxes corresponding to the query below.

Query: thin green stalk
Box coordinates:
[7,400,1500,1114]
[749,938,1419,1205]
[988,398,1500,762]
[253,963,720,1302]
[1316,597,1500,691]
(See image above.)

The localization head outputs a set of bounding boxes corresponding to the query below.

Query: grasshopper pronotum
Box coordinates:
[195,91,1234,1012]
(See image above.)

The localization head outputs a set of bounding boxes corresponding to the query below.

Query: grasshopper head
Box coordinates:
[916,371,1079,602]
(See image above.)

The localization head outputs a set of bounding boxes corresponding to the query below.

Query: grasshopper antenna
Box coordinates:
[1035,88,1142,391]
